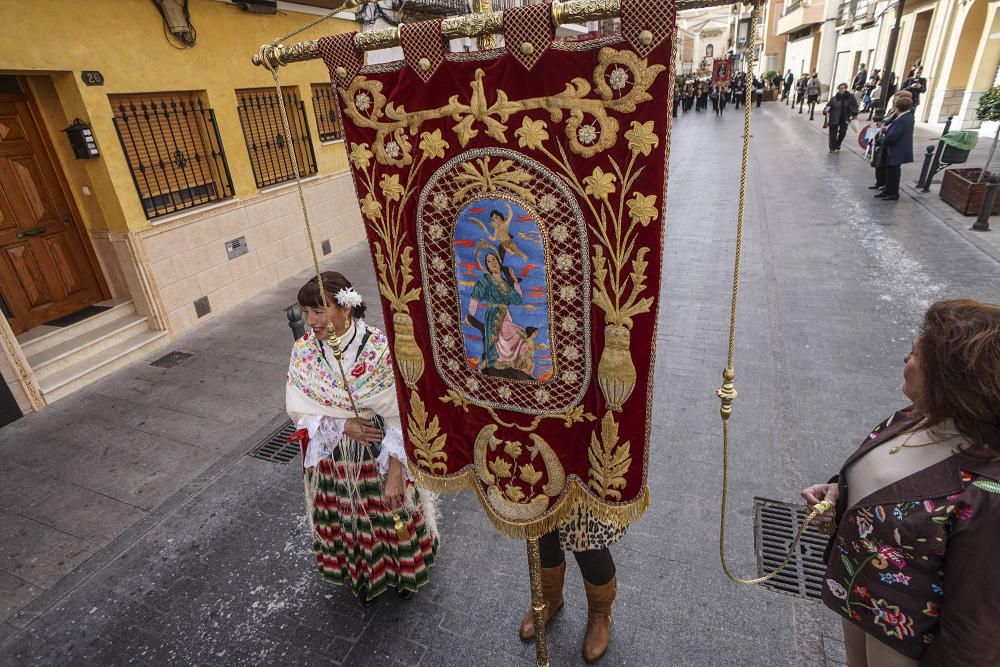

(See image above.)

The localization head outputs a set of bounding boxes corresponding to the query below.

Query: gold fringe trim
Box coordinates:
[412,466,650,540]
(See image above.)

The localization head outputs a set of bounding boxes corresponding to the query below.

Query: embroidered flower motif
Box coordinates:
[431,256,446,271]
[826,579,848,600]
[563,370,579,384]
[498,386,512,400]
[539,194,557,212]
[577,124,598,146]
[893,573,911,585]
[556,253,573,271]
[874,505,887,522]
[434,283,449,297]
[627,192,658,226]
[880,573,896,585]
[564,345,581,361]
[559,285,577,300]
[583,167,616,201]
[349,142,373,170]
[466,377,480,392]
[515,117,549,150]
[419,128,448,160]
[428,223,445,240]
[879,545,907,570]
[923,500,936,512]
[380,173,404,202]
[384,140,401,159]
[608,66,629,90]
[856,515,874,539]
[853,585,871,601]
[870,599,915,640]
[953,502,974,521]
[354,92,372,112]
[360,193,383,221]
[922,601,940,618]
[446,359,460,372]
[624,119,659,157]
[441,333,455,347]
[436,311,449,326]
[551,223,569,243]
[432,192,450,211]
[534,388,551,403]
[561,316,577,332]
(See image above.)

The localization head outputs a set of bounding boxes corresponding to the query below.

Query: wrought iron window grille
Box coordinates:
[236,87,318,189]
[111,94,234,220]
[311,83,345,143]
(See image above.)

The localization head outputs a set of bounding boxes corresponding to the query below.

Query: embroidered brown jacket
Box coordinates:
[822,409,1000,665]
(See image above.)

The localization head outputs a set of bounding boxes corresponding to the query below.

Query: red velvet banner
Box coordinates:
[713,58,731,84]
[320,4,676,537]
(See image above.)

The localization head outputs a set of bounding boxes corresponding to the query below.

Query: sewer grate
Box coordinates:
[754,497,831,601]
[150,351,194,368]
[248,419,299,464]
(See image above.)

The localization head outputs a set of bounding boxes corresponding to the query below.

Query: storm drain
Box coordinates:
[150,351,194,368]
[754,497,830,601]
[248,419,299,464]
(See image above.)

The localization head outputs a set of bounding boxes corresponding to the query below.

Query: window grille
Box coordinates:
[110,93,234,220]
[311,84,344,142]
[236,87,317,189]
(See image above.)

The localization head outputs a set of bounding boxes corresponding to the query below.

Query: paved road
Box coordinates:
[1,102,998,666]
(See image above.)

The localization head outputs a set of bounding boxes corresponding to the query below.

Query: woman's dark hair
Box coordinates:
[297,271,367,320]
[895,95,913,112]
[914,299,1000,460]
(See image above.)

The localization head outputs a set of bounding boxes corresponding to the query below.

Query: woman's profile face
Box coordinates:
[485,253,500,275]
[902,338,925,404]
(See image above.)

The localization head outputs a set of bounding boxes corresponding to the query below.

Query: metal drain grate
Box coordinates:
[754,497,830,601]
[249,419,299,464]
[150,351,194,368]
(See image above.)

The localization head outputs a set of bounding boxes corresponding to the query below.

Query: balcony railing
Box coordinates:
[837,0,875,27]
[785,0,802,15]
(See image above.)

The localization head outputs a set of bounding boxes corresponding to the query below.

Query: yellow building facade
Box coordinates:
[0,0,365,417]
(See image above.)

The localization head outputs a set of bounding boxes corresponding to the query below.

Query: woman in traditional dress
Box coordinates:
[286,271,438,603]
[465,248,533,379]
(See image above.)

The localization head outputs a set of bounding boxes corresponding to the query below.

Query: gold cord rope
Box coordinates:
[261,25,410,540]
[716,0,832,586]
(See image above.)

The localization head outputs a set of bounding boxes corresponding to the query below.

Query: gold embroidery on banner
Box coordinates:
[451,157,537,204]
[474,424,566,521]
[587,410,632,501]
[407,391,448,473]
[338,48,664,163]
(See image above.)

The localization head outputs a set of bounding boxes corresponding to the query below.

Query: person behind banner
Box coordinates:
[286,271,439,604]
[802,299,1000,667]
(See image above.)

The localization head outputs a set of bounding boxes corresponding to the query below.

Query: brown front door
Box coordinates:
[0,91,103,333]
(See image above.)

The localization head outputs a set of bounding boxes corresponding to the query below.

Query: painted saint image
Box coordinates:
[454,198,551,382]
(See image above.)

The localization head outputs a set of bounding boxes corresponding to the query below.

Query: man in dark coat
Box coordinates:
[823,82,859,151]
[783,69,794,101]
[851,65,868,91]
[875,96,915,201]
[902,66,927,111]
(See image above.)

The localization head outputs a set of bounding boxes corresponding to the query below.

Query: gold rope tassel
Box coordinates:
[716,1,832,586]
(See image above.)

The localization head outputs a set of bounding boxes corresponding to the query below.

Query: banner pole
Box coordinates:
[526,537,550,667]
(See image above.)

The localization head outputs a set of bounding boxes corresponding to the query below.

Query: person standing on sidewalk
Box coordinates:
[753,76,765,108]
[902,66,927,113]
[795,72,809,106]
[802,298,1000,667]
[783,69,794,101]
[851,64,868,92]
[823,83,859,151]
[875,95,914,201]
[806,73,822,111]
[286,271,439,604]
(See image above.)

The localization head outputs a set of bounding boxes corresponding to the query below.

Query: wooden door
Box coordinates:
[0,92,103,333]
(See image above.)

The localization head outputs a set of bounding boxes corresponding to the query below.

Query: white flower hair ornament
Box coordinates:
[334,287,364,309]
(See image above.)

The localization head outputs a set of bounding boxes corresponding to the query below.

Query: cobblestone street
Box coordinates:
[2,101,998,666]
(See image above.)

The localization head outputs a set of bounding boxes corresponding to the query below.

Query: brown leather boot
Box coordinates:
[582,575,616,663]
[518,560,566,641]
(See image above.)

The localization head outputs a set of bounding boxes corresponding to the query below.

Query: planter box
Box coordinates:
[764,89,779,102]
[940,168,1000,216]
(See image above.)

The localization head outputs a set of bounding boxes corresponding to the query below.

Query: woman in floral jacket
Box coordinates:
[802,299,1000,666]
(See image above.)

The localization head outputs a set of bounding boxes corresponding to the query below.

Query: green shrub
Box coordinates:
[976,87,1000,122]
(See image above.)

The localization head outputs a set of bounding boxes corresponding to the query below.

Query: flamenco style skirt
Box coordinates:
[309,453,438,601]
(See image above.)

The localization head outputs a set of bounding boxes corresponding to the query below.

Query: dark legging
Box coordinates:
[539,529,616,586]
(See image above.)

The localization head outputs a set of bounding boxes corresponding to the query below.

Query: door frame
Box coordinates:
[11,76,111,318]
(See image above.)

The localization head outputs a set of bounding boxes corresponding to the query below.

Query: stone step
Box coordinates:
[38,329,170,404]
[27,311,152,377]
[19,299,135,358]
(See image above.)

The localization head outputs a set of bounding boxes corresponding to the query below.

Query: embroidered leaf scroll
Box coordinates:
[587,410,632,500]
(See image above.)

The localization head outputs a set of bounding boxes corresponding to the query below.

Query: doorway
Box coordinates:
[0,78,104,334]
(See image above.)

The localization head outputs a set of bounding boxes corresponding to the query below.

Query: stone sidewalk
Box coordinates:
[1,102,999,666]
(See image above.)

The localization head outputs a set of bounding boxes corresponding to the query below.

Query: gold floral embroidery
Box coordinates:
[407,392,448,474]
[474,424,567,521]
[587,411,632,501]
[380,173,404,202]
[583,167,616,201]
[626,192,658,226]
[452,157,537,204]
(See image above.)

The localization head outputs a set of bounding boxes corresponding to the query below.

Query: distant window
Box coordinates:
[236,86,317,189]
[311,83,344,143]
[110,93,234,220]
[706,44,714,57]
